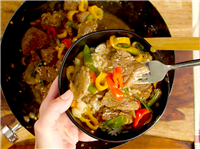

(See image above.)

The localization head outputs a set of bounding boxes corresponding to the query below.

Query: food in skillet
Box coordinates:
[66,35,162,135]
[20,0,131,110]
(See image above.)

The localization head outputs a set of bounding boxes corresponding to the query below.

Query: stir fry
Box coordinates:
[67,35,162,135]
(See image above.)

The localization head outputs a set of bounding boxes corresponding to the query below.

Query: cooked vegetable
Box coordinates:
[67,10,79,22]
[102,115,128,129]
[108,35,140,55]
[83,45,93,66]
[88,85,97,94]
[89,70,96,84]
[47,26,56,37]
[66,66,75,81]
[57,29,67,39]
[88,5,103,19]
[147,89,162,107]
[78,0,88,11]
[66,21,78,29]
[89,65,99,76]
[72,101,99,130]
[61,38,72,49]
[137,98,153,113]
[106,73,124,101]
[95,72,108,91]
[113,67,123,90]
[133,108,150,128]
[55,44,65,59]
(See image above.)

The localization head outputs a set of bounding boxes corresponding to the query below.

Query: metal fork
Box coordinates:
[134,59,200,84]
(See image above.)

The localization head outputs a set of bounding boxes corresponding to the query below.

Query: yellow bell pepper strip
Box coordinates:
[89,70,96,84]
[72,108,99,130]
[113,67,123,90]
[78,0,88,11]
[102,115,128,129]
[88,85,97,94]
[72,101,99,130]
[106,39,112,48]
[150,46,157,53]
[66,65,75,81]
[83,45,93,66]
[57,29,67,39]
[137,98,153,113]
[133,108,150,128]
[135,52,144,62]
[61,38,72,49]
[56,38,60,46]
[109,35,139,55]
[95,72,108,91]
[88,5,103,19]
[55,44,65,59]
[66,21,78,30]
[109,35,130,48]
[67,10,79,22]
[106,73,124,101]
[147,88,162,107]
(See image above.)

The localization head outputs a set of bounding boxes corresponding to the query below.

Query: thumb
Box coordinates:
[40,90,73,128]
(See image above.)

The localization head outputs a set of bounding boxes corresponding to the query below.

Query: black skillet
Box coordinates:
[1,1,175,148]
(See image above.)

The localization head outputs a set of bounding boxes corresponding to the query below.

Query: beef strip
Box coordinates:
[75,20,98,39]
[35,66,58,82]
[63,0,79,11]
[22,51,41,85]
[40,48,57,66]
[21,27,50,56]
[69,66,90,102]
[112,49,149,88]
[40,12,53,30]
[101,91,139,111]
[129,84,153,100]
[76,11,89,22]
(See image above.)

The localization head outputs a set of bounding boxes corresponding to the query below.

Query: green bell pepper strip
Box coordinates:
[137,98,153,113]
[89,65,99,76]
[83,45,93,66]
[88,85,97,94]
[147,89,162,107]
[135,43,145,56]
[67,21,78,30]
[102,115,128,129]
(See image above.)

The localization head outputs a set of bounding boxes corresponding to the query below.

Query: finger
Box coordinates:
[39,76,59,114]
[78,130,97,142]
[40,90,74,128]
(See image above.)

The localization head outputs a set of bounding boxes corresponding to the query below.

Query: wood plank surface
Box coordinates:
[1,1,196,149]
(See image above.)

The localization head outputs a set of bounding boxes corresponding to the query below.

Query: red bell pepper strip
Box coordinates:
[136,100,141,109]
[133,108,150,128]
[47,26,56,37]
[113,67,123,90]
[89,70,96,84]
[106,73,124,101]
[61,38,72,49]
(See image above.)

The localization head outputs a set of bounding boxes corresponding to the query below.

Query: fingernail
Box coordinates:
[60,90,73,100]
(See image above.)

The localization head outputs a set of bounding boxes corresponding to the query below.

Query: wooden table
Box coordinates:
[0,1,197,149]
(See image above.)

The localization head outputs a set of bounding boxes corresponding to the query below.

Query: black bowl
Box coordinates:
[58,29,174,143]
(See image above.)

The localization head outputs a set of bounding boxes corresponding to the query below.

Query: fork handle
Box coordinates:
[169,59,200,70]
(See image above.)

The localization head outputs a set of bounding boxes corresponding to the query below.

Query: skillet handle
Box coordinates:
[1,130,13,149]
[1,123,21,149]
